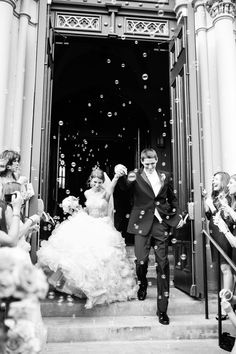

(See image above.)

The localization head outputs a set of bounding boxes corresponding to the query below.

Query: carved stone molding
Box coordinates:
[56,13,101,31]
[206,0,236,18]
[125,18,169,36]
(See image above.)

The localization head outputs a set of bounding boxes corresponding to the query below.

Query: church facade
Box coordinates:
[1,0,236,296]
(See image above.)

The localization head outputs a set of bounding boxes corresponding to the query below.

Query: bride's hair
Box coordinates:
[88,166,105,186]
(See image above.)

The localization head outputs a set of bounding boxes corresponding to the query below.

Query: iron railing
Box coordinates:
[202,228,236,346]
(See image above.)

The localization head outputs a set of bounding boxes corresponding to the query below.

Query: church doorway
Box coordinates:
[47,35,171,244]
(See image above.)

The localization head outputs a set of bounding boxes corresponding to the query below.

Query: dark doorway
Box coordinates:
[48,36,171,244]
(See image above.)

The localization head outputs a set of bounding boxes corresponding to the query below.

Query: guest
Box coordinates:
[0,191,23,247]
[204,172,233,319]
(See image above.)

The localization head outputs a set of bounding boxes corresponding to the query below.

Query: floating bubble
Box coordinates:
[71,162,76,167]
[161,274,166,279]
[107,59,111,63]
[142,73,148,81]
[121,63,125,68]
[100,94,104,98]
[84,117,87,122]
[162,133,166,137]
[125,214,130,218]
[144,85,147,90]
[59,121,64,126]
[158,108,162,112]
[143,52,147,58]
[169,119,173,124]
[134,40,138,44]
[70,168,74,172]
[66,189,70,195]
[162,162,166,166]
[60,160,65,166]
[61,154,65,158]
[53,135,56,139]
[180,254,187,261]
[171,238,177,244]
[122,103,126,107]
[158,9,164,16]
[114,112,118,116]
[115,80,119,85]
[121,35,126,40]
[128,100,132,104]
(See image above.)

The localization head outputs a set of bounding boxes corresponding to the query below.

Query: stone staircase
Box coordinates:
[41,247,232,353]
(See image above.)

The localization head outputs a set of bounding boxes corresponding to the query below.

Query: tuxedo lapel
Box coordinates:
[140,170,155,197]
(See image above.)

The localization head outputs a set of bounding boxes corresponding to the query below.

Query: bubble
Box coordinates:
[53,135,56,139]
[125,214,130,218]
[143,85,147,90]
[100,94,104,98]
[59,121,64,126]
[70,168,74,172]
[84,117,87,122]
[61,154,65,158]
[143,52,147,58]
[121,63,125,68]
[66,189,70,195]
[115,80,119,85]
[162,162,166,167]
[122,103,126,107]
[60,160,65,166]
[161,274,166,279]
[148,281,152,286]
[162,133,166,137]
[169,119,173,124]
[135,40,138,44]
[158,108,162,112]
[158,9,164,16]
[171,238,177,244]
[71,162,76,167]
[114,112,118,116]
[128,100,132,104]
[160,87,164,91]
[142,73,148,80]
[180,254,187,261]
[107,59,111,63]
[121,35,126,40]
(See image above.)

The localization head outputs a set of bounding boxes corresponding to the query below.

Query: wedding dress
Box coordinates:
[37,191,137,308]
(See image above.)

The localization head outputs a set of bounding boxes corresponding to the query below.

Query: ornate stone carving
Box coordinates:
[206,0,236,18]
[125,18,169,36]
[56,14,101,31]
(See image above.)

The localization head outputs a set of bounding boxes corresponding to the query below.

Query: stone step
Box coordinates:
[41,287,218,318]
[44,314,232,343]
[43,339,225,354]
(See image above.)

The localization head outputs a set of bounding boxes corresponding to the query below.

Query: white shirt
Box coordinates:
[144,170,163,222]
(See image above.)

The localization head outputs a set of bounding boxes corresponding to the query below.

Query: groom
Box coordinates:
[115,148,183,325]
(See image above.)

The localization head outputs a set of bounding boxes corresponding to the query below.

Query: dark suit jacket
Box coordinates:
[118,169,181,236]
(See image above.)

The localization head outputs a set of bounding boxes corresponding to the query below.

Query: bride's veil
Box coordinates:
[103,172,114,222]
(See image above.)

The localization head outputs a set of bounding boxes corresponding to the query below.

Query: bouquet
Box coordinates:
[61,196,81,215]
[0,247,49,354]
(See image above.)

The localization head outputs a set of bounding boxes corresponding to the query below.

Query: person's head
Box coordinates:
[141,148,158,174]
[211,172,230,197]
[2,150,21,175]
[228,175,236,196]
[89,167,105,191]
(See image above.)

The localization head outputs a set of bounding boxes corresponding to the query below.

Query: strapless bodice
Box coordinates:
[85,194,108,218]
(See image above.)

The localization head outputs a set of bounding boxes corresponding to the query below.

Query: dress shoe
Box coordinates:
[158,312,169,325]
[137,286,147,301]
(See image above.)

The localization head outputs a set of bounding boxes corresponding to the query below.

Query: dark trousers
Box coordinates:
[134,217,170,313]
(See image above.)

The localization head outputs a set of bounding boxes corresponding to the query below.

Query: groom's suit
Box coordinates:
[119,168,181,313]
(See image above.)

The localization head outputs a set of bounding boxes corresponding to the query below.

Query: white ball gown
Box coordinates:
[37,191,137,308]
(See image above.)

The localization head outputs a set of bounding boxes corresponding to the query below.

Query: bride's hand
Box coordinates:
[114,164,127,176]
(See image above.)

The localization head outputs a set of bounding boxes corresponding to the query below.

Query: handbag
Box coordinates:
[220,332,236,352]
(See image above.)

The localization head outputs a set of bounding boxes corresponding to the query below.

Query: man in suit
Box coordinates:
[115,148,183,325]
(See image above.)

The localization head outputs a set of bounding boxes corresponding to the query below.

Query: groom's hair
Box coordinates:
[141,148,158,162]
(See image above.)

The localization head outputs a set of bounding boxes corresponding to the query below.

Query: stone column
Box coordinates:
[12,0,31,151]
[0,0,16,151]
[207,0,236,175]
[194,0,216,192]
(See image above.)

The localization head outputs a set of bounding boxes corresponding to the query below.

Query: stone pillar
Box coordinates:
[207,0,236,175]
[0,0,16,151]
[194,0,216,192]
[12,0,31,151]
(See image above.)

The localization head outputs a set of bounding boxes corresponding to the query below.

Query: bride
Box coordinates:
[37,167,137,309]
